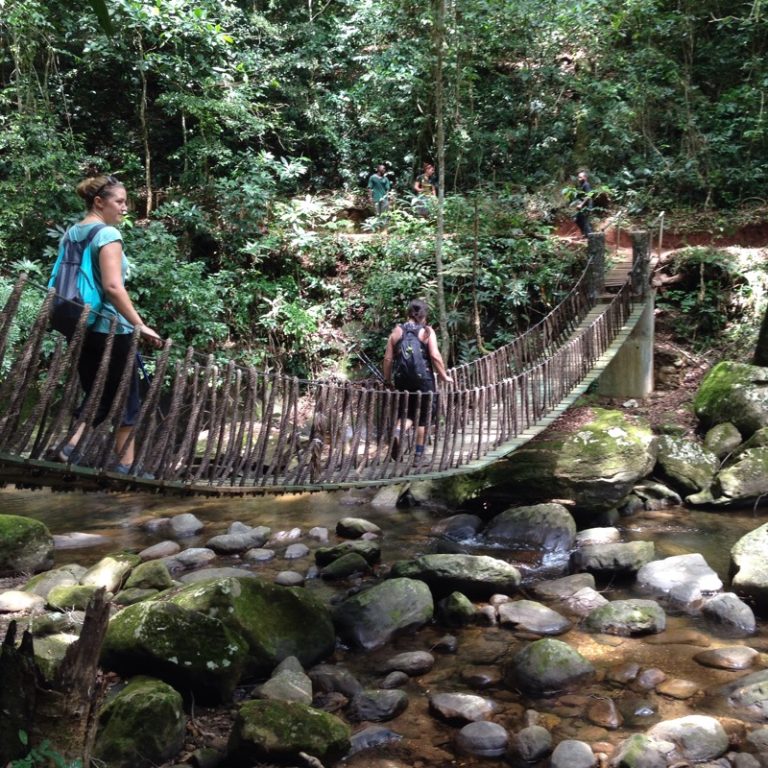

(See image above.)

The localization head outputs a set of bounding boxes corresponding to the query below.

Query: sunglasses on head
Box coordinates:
[93,175,120,199]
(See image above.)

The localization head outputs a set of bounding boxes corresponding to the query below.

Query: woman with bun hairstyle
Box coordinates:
[57,174,163,474]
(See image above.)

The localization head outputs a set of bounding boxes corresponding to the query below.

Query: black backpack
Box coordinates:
[393,323,432,386]
[47,224,106,338]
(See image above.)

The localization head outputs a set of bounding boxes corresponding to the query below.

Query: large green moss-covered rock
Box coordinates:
[0,514,53,575]
[504,638,594,694]
[228,700,350,764]
[483,409,656,513]
[93,676,186,768]
[162,576,335,675]
[694,361,768,437]
[101,601,248,704]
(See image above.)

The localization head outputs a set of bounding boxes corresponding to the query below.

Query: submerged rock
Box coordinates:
[585,599,666,636]
[348,689,408,722]
[497,599,571,635]
[429,692,495,723]
[455,720,508,757]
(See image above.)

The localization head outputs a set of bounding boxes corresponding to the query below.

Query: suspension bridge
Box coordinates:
[0,232,654,496]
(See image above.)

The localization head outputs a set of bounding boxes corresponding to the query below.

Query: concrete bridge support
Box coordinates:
[597,231,655,399]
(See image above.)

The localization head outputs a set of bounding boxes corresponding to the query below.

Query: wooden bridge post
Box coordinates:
[587,232,606,301]
[597,230,654,399]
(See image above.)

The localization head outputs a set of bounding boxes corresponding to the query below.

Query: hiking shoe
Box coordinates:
[58,443,81,464]
[112,463,155,480]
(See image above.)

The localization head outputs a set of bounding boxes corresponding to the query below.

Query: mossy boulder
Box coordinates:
[162,576,335,675]
[0,514,54,575]
[315,540,381,566]
[81,553,141,592]
[484,409,656,514]
[694,361,768,438]
[655,435,719,495]
[390,554,521,599]
[730,523,768,611]
[228,699,351,764]
[481,503,576,553]
[703,422,743,459]
[101,601,249,703]
[33,633,78,681]
[93,676,186,768]
[124,559,174,591]
[333,577,434,650]
[504,638,595,694]
[585,599,666,636]
[47,583,104,611]
[714,447,768,505]
[23,564,86,598]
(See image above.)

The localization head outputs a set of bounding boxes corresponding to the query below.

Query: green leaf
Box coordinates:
[87,0,114,35]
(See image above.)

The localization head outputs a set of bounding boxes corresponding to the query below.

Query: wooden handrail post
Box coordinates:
[630,230,651,298]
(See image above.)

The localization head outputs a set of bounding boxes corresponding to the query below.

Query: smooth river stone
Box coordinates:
[0,590,45,612]
[607,662,640,685]
[456,721,508,757]
[693,647,759,670]
[461,665,503,689]
[429,693,495,723]
[587,698,623,729]
[380,651,435,676]
[53,532,109,549]
[655,678,700,699]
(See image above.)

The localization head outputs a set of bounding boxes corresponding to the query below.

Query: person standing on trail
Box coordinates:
[51,174,163,475]
[574,169,593,237]
[383,299,452,464]
[367,164,391,221]
[413,162,437,217]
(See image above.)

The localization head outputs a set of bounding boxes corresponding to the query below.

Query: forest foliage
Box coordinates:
[2,0,767,374]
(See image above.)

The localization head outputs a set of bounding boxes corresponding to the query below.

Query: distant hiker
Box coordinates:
[574,169,593,237]
[383,299,452,464]
[413,162,437,217]
[50,174,163,475]
[367,164,392,220]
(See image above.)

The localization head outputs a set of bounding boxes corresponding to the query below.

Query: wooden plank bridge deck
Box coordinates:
[0,242,652,495]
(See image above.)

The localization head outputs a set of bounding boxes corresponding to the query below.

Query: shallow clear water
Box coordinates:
[3,486,768,766]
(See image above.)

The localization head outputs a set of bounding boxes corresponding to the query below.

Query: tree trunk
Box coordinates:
[434,0,450,356]
[0,589,110,765]
[137,32,154,215]
[754,305,768,366]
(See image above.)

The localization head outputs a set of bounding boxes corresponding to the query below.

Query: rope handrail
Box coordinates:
[0,232,650,494]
